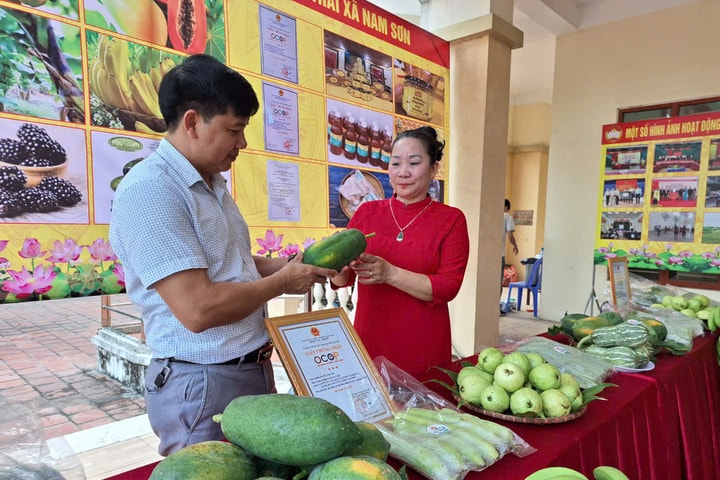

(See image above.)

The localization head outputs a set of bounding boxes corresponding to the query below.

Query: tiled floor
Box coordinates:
[0,291,554,479]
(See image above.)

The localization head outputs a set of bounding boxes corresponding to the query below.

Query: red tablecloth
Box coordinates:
[108,333,720,480]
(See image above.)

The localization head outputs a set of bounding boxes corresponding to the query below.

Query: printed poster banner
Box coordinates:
[0,0,449,303]
[595,112,720,273]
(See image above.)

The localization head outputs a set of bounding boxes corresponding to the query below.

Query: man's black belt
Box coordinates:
[169,342,273,366]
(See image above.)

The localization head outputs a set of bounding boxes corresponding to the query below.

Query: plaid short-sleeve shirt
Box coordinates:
[109,139,268,363]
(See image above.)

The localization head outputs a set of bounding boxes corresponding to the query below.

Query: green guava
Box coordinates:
[559,373,580,391]
[458,374,492,404]
[493,362,526,393]
[457,366,486,386]
[504,351,531,375]
[525,352,547,369]
[661,295,674,308]
[479,385,510,413]
[509,387,543,417]
[687,298,703,312]
[694,294,710,308]
[540,389,571,418]
[528,363,561,391]
[558,384,581,404]
[671,296,688,311]
[477,347,504,374]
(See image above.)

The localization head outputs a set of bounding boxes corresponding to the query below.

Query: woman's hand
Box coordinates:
[352,253,394,284]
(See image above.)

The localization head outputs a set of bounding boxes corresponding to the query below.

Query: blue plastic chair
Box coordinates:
[506,256,543,317]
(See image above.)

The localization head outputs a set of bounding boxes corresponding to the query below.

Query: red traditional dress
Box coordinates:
[345,195,469,378]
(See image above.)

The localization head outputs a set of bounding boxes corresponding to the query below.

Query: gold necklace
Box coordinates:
[389,198,433,242]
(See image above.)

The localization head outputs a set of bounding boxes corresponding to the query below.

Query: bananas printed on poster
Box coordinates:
[592,466,630,480]
[91,36,178,122]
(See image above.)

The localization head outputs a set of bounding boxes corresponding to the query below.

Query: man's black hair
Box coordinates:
[158,54,259,131]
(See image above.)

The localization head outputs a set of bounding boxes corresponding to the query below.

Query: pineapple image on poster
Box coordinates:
[83,0,226,62]
[0,6,84,123]
[0,118,88,223]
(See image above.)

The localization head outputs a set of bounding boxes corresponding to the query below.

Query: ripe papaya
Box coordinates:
[213,394,363,467]
[637,317,667,342]
[167,0,208,54]
[308,455,402,480]
[148,440,256,479]
[560,312,588,336]
[571,316,610,342]
[303,228,374,271]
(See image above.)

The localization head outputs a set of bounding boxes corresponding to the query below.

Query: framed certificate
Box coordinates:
[265,308,395,423]
[608,256,632,305]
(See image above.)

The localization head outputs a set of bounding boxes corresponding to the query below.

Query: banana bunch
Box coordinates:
[524,465,630,480]
[525,466,589,480]
[90,36,177,119]
[707,307,720,331]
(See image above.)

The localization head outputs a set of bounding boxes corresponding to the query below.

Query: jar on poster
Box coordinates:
[402,76,434,122]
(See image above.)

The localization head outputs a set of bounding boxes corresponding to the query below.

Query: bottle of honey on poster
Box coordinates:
[380,126,393,170]
[369,121,382,167]
[342,111,355,132]
[343,115,357,160]
[329,117,344,156]
[356,117,370,164]
[327,107,341,142]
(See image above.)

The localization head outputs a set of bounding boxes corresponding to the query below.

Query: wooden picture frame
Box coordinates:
[608,256,632,305]
[265,308,395,423]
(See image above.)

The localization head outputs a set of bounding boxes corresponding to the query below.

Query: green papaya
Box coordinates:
[308,456,402,480]
[597,311,624,326]
[341,421,391,461]
[213,394,362,467]
[148,441,256,480]
[303,229,373,271]
[254,457,299,479]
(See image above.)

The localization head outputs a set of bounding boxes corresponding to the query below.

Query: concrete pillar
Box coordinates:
[427,5,523,356]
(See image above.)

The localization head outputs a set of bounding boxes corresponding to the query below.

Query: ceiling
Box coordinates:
[368,0,700,105]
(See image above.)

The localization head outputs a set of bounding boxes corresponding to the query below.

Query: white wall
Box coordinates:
[543,0,720,319]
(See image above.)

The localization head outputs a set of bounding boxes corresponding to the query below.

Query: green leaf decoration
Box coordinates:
[581,383,617,405]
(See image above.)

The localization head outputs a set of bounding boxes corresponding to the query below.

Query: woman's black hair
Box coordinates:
[392,126,445,164]
[158,54,260,131]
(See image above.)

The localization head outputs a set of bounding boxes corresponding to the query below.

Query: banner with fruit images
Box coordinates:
[0,0,449,303]
[595,111,720,273]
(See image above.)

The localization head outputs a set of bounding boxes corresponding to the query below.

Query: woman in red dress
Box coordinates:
[331,126,470,378]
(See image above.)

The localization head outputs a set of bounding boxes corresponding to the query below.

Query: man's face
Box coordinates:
[193,111,250,176]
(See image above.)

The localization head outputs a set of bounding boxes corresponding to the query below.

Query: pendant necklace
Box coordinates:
[389,198,433,242]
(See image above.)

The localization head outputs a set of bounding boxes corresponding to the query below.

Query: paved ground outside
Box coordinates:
[0,295,146,440]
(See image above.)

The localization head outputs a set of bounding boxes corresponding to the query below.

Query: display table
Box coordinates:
[107,333,720,480]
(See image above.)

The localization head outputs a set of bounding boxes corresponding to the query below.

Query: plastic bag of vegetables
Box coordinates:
[514,336,615,389]
[372,356,534,480]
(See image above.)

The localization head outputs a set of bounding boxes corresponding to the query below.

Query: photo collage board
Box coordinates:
[595,111,720,273]
[0,0,449,302]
